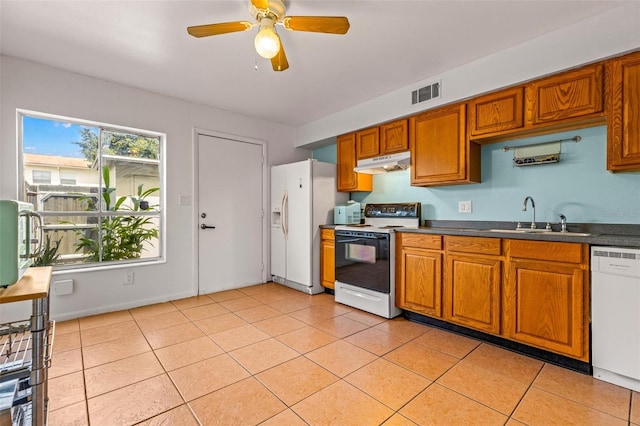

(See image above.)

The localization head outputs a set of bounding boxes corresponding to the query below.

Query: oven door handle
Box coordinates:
[335,238,368,244]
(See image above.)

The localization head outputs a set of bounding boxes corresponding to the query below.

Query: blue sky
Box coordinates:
[22,115,96,158]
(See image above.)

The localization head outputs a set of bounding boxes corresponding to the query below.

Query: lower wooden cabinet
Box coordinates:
[503,240,589,361]
[320,229,335,289]
[395,233,589,361]
[444,253,502,334]
[443,236,502,334]
[396,233,443,317]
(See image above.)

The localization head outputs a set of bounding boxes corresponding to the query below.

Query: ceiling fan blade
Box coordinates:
[282,16,350,34]
[187,21,253,38]
[271,36,289,72]
[250,0,269,10]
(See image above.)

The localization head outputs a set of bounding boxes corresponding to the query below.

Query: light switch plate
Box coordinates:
[458,200,472,214]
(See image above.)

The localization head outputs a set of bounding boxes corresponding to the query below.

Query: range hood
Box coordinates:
[354,151,411,174]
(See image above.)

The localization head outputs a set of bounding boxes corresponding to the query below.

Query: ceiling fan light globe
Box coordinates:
[254,25,280,59]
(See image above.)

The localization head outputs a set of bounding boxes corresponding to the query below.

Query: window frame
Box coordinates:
[18,109,166,270]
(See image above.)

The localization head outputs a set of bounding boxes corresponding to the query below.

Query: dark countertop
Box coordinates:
[401,221,640,248]
[322,221,640,248]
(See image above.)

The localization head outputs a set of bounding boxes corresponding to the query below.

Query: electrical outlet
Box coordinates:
[124,271,135,285]
[458,200,472,214]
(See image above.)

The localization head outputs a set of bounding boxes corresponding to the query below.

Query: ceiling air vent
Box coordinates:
[411,81,441,105]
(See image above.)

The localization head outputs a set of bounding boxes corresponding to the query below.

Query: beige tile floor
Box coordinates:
[46,282,640,425]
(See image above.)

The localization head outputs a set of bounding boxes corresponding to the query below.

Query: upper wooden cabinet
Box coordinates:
[356,127,380,160]
[380,119,409,154]
[607,51,640,172]
[410,103,481,186]
[355,119,409,160]
[527,63,604,125]
[468,87,525,137]
[336,133,373,192]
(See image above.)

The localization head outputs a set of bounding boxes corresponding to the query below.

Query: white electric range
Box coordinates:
[334,202,421,318]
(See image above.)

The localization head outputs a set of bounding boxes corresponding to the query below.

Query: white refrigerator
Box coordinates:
[271,159,348,294]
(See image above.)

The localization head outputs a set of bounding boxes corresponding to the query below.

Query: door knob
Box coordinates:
[201,224,216,230]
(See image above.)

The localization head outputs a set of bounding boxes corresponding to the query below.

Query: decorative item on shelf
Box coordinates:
[503,136,581,167]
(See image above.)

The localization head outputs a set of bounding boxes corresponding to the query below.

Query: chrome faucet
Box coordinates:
[559,213,567,232]
[522,196,536,229]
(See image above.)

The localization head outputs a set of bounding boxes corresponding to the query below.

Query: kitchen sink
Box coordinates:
[484,229,591,237]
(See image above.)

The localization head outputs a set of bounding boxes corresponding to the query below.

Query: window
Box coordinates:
[20,112,164,268]
[60,172,76,185]
[32,170,51,184]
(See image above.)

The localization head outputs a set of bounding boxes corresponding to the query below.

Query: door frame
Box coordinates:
[192,128,268,295]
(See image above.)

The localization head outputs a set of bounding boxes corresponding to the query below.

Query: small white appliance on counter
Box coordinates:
[271,159,348,294]
[334,201,360,225]
[591,246,640,391]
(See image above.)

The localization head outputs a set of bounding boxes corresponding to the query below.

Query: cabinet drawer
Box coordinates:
[398,233,442,250]
[320,228,334,241]
[507,240,586,264]
[445,236,501,256]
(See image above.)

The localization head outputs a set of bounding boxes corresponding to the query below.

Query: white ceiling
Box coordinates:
[0,1,628,127]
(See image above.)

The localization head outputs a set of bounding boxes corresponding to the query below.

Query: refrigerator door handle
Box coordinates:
[281,190,288,239]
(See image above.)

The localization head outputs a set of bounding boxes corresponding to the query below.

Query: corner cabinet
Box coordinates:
[607,51,640,172]
[443,236,502,334]
[320,228,336,289]
[410,103,481,186]
[503,240,589,361]
[395,233,443,317]
[336,133,372,192]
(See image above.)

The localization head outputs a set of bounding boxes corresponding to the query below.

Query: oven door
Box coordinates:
[335,231,390,293]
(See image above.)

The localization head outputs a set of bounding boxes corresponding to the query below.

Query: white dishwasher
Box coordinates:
[591,246,640,391]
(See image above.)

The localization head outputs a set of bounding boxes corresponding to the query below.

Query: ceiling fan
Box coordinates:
[187,0,350,72]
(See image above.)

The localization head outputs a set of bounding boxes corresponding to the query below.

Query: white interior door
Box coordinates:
[197,133,264,294]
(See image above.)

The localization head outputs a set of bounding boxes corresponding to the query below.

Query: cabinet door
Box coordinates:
[396,246,442,317]
[607,51,640,172]
[337,133,372,192]
[528,63,604,125]
[468,87,524,137]
[504,259,588,360]
[380,119,408,154]
[320,238,335,289]
[410,103,480,186]
[444,254,501,334]
[356,127,380,159]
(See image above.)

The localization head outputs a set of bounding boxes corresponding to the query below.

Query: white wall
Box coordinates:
[0,56,310,321]
[296,2,640,147]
